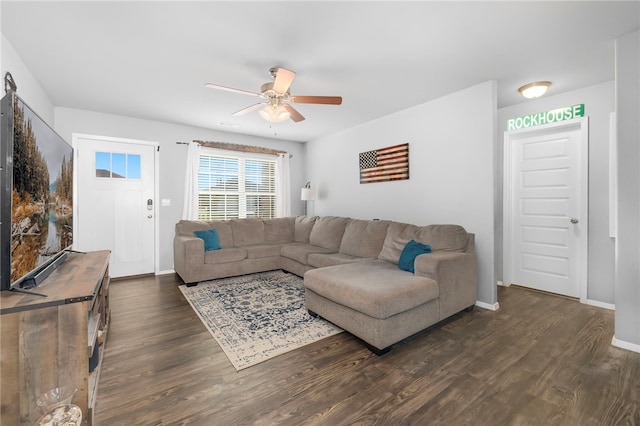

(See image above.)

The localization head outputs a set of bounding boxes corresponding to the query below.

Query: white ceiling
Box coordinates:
[2,1,639,142]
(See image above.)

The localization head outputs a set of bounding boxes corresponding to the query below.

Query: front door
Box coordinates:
[503,118,588,299]
[73,134,157,278]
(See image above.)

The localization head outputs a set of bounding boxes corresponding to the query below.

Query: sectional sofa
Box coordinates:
[174,215,477,353]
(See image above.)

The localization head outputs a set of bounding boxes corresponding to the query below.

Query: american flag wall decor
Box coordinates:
[359,143,409,184]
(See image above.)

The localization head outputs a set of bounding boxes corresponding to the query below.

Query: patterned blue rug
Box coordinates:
[179,270,342,370]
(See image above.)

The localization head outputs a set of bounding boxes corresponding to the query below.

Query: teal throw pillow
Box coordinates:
[194,229,221,251]
[398,239,432,273]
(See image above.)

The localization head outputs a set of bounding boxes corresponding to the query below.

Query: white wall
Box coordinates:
[54,107,307,273]
[306,81,497,306]
[1,34,54,125]
[498,81,616,305]
[614,30,640,350]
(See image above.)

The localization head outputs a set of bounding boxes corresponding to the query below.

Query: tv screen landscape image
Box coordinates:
[1,92,73,291]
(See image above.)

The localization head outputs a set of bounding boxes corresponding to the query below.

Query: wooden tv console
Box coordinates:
[0,250,110,425]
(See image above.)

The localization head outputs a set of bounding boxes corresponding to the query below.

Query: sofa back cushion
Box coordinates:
[175,220,234,248]
[309,216,350,251]
[176,219,208,237]
[294,216,317,243]
[339,219,391,258]
[264,217,295,243]
[230,218,265,246]
[415,224,469,251]
[378,223,469,264]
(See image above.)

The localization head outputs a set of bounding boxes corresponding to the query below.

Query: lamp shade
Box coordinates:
[301,188,317,201]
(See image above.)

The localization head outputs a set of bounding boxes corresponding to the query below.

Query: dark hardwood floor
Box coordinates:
[95,273,640,425]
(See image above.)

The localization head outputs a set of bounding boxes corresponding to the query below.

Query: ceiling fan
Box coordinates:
[205,67,342,123]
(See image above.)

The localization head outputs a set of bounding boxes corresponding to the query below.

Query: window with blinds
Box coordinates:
[197,153,277,220]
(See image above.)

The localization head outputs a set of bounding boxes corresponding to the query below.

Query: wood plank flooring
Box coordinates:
[95,273,640,425]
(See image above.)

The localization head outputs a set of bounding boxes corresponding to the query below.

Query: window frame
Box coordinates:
[197,148,278,221]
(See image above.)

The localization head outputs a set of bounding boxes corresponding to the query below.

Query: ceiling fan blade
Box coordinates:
[232,103,267,116]
[272,68,296,94]
[291,96,342,105]
[205,83,261,97]
[284,104,305,122]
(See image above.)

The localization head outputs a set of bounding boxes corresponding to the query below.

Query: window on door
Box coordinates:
[95,151,141,179]
[197,153,277,220]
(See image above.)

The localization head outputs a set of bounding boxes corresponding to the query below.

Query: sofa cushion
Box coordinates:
[339,219,390,258]
[309,216,350,251]
[379,223,468,264]
[264,217,295,243]
[176,219,207,236]
[193,228,221,251]
[281,243,334,265]
[176,220,234,247]
[304,260,439,319]
[204,248,247,264]
[244,244,285,259]
[378,222,417,264]
[308,252,370,269]
[414,224,469,252]
[294,216,317,243]
[398,240,432,273]
[230,218,265,246]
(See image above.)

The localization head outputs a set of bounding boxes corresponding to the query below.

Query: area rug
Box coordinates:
[179,270,342,370]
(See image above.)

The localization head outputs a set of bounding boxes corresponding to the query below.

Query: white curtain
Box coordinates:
[181,142,201,220]
[276,153,291,217]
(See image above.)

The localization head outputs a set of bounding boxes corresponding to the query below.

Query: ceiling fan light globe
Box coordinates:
[276,109,291,122]
[258,107,272,121]
[259,104,290,122]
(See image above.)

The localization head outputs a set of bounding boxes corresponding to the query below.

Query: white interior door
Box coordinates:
[73,135,157,278]
[504,118,588,299]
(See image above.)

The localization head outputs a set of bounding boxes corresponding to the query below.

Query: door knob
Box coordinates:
[570,218,579,224]
[147,215,153,219]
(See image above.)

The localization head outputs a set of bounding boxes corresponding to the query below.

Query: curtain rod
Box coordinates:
[176,140,291,157]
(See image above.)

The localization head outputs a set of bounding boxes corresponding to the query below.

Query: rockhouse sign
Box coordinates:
[507,104,585,130]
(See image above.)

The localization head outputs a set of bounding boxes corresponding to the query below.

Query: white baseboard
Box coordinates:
[586,299,615,310]
[156,269,176,276]
[611,336,640,353]
[475,300,500,311]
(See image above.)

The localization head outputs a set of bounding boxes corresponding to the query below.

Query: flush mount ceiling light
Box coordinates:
[518,81,551,99]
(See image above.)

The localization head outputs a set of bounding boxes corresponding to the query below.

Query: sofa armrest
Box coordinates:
[173,235,205,284]
[414,251,477,319]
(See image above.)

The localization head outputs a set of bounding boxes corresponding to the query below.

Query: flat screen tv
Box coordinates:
[1,91,73,293]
